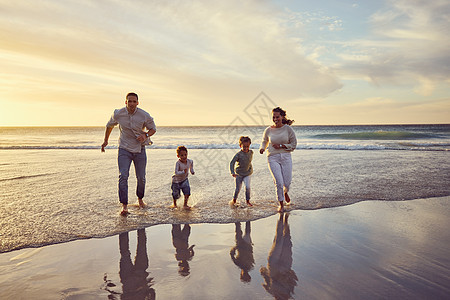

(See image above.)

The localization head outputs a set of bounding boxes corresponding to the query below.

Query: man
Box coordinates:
[102,92,156,216]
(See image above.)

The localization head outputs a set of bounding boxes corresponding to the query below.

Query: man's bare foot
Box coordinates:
[120,205,129,216]
[120,204,129,216]
[183,205,191,210]
[229,199,238,207]
[246,201,253,207]
[138,199,147,208]
[284,192,291,204]
[170,204,177,208]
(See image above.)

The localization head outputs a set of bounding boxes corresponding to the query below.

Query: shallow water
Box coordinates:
[0,198,449,299]
[1,124,449,151]
[1,147,449,253]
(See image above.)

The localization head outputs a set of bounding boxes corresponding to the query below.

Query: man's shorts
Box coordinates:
[171,179,191,200]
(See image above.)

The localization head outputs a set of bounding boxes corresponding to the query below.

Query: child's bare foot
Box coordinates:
[183,196,190,209]
[284,192,291,204]
[138,198,147,208]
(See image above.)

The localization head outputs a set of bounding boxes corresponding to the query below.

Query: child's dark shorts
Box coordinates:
[171,179,191,200]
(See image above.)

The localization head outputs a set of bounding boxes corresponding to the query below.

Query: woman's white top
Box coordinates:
[260,125,297,156]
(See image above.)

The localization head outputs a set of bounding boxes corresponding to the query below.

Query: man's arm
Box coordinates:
[137,128,156,143]
[101,127,114,152]
[147,128,156,137]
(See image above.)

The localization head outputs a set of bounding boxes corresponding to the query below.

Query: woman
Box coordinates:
[260,107,297,212]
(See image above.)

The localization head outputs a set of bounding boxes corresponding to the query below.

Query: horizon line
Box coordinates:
[0,123,449,128]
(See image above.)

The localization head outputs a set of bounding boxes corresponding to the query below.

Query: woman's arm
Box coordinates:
[282,126,297,151]
[259,128,269,154]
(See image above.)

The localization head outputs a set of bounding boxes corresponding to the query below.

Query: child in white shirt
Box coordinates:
[171,146,195,209]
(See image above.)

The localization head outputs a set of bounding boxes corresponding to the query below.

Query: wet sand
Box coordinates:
[1,197,449,299]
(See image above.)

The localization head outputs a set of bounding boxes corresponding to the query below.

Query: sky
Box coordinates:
[0,0,449,126]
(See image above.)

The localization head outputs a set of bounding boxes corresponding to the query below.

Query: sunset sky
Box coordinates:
[0,0,449,126]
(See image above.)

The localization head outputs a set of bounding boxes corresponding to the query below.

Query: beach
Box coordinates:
[0,125,449,299]
[1,197,449,299]
[1,147,449,253]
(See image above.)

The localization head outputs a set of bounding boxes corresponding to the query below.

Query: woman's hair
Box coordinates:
[272,107,294,126]
[176,145,188,155]
[239,136,251,146]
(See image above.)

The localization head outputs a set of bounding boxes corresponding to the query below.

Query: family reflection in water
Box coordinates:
[172,224,195,276]
[104,229,155,299]
[261,213,298,299]
[105,215,296,299]
[230,221,255,282]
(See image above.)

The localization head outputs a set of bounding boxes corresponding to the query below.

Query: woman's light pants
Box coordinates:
[268,153,292,203]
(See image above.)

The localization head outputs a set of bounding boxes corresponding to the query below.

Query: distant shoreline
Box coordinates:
[1,123,449,128]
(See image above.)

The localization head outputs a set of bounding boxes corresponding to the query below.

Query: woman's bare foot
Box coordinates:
[277,202,284,212]
[284,192,290,204]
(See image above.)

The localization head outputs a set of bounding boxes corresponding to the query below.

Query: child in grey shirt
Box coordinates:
[229,136,253,207]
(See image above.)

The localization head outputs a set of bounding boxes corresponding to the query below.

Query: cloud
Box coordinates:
[294,96,450,125]
[336,0,450,94]
[0,0,341,106]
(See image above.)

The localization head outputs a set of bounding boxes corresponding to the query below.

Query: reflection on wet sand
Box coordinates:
[104,229,155,299]
[172,224,195,276]
[230,221,255,282]
[261,213,298,300]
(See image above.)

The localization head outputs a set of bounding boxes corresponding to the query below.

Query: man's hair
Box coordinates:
[239,136,251,145]
[126,92,138,100]
[176,145,188,155]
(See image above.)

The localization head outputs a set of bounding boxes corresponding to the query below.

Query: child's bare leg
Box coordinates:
[183,195,190,209]
[170,198,177,208]
[170,185,178,208]
[138,198,147,208]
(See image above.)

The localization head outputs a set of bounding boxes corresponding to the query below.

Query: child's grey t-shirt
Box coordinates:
[230,150,253,177]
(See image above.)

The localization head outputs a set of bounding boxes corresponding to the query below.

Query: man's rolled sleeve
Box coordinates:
[106,110,119,128]
[144,115,156,132]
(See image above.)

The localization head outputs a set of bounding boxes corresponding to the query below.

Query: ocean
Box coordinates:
[0,124,449,253]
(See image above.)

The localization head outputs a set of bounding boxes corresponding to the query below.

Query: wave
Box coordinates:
[0,146,105,150]
[298,144,449,151]
[0,142,448,151]
[312,131,441,140]
[0,173,57,182]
